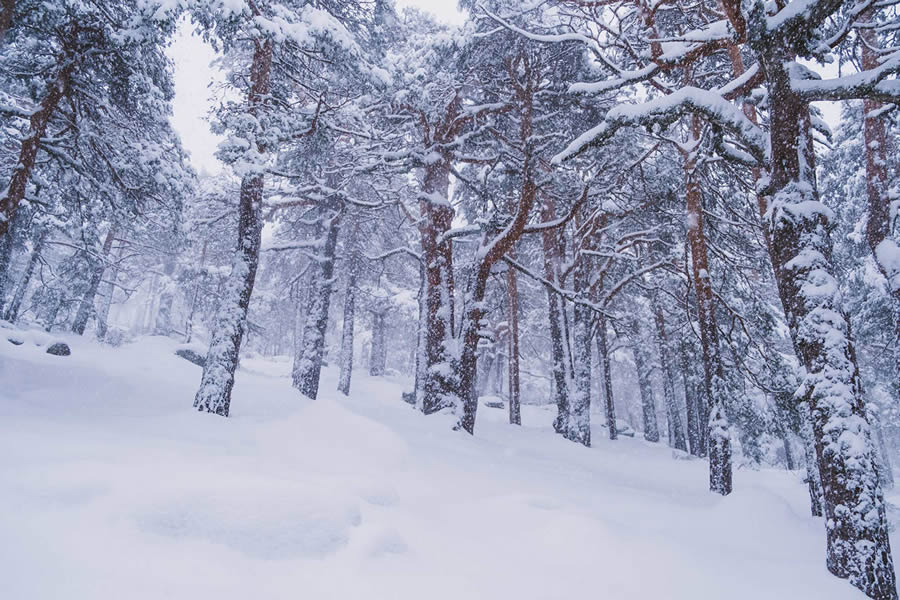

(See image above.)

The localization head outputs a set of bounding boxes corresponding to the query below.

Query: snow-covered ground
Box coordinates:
[0,331,884,599]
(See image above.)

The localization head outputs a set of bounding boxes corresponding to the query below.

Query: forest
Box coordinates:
[2,0,900,598]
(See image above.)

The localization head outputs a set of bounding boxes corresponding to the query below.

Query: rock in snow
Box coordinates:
[45,342,71,356]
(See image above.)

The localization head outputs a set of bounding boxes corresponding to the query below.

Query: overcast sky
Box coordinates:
[167,2,465,175]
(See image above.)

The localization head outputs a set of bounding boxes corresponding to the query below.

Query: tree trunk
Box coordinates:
[801,401,825,517]
[295,211,341,400]
[759,48,896,596]
[0,0,14,43]
[541,197,571,436]
[568,260,592,447]
[419,157,457,415]
[630,319,660,442]
[337,265,357,396]
[71,227,116,335]
[370,309,387,377]
[679,340,703,456]
[183,241,207,344]
[194,38,273,417]
[0,46,75,241]
[154,257,177,336]
[507,260,521,426]
[654,300,687,451]
[96,240,122,341]
[596,314,616,441]
[684,115,732,495]
[3,229,43,322]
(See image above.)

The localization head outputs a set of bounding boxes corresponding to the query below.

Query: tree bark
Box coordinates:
[541,196,571,436]
[0,44,75,241]
[757,43,896,595]
[194,38,273,417]
[679,340,703,456]
[630,319,660,443]
[295,211,341,400]
[337,266,357,396]
[654,300,687,451]
[3,228,44,322]
[684,115,732,494]
[419,156,457,415]
[0,0,14,43]
[596,314,616,441]
[71,227,116,335]
[507,258,521,426]
[370,309,387,377]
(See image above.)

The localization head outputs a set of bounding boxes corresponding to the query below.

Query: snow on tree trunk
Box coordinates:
[630,319,660,443]
[568,260,592,447]
[760,51,896,596]
[596,314,616,441]
[295,212,340,400]
[654,299,687,451]
[684,115,731,494]
[507,258,521,426]
[418,157,457,415]
[193,39,273,417]
[337,264,358,396]
[3,229,43,322]
[71,227,116,335]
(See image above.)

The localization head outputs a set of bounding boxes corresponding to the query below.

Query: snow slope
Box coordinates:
[0,332,883,599]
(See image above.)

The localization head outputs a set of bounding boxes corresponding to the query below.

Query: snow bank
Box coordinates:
[0,333,880,599]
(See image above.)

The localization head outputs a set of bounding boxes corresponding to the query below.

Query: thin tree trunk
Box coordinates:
[71,227,116,335]
[295,211,341,400]
[154,257,177,336]
[96,240,122,341]
[3,229,43,322]
[568,257,592,447]
[684,114,731,495]
[630,319,660,443]
[654,300,687,451]
[183,241,208,344]
[541,196,571,436]
[507,258,521,426]
[596,314,616,441]
[337,265,358,396]
[370,309,387,376]
[679,340,703,456]
[194,38,273,417]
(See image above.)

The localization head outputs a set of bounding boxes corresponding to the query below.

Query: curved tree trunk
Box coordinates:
[194,38,272,417]
[0,44,75,241]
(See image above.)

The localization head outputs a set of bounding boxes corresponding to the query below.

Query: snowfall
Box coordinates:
[0,326,891,599]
